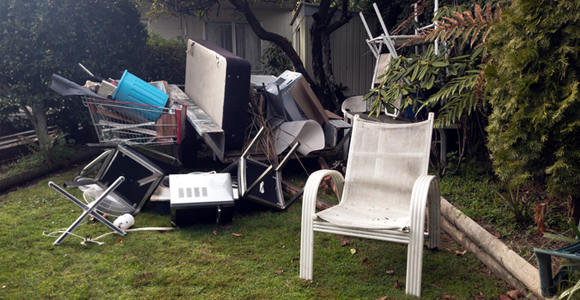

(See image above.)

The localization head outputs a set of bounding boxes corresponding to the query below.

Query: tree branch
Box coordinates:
[325,0,351,35]
[226,0,317,89]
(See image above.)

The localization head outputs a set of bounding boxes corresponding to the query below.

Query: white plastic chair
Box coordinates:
[299,112,440,297]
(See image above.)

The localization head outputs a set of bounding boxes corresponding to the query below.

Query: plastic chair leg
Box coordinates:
[536,251,556,297]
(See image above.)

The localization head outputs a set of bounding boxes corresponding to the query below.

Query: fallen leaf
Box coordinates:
[350,248,356,255]
[455,250,467,256]
[282,245,286,249]
[2,285,5,289]
[232,233,242,237]
[71,210,75,212]
[102,213,110,218]
[43,214,50,219]
[498,294,511,300]
[375,297,387,300]
[394,280,401,290]
[212,230,217,236]
[116,238,123,243]
[221,225,233,230]
[362,258,377,266]
[440,295,456,299]
[385,269,394,275]
[507,290,522,299]
[275,270,284,274]
[89,217,95,222]
[493,231,501,238]
[291,257,299,262]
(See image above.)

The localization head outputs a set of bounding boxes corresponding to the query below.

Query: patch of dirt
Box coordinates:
[486,221,572,276]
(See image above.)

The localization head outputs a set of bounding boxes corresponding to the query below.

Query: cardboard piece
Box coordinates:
[325,110,342,120]
[288,77,329,125]
[156,114,177,138]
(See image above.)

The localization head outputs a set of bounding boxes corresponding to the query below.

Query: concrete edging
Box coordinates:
[0,148,101,193]
[440,197,543,299]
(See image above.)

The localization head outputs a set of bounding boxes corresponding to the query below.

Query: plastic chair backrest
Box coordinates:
[341,113,434,211]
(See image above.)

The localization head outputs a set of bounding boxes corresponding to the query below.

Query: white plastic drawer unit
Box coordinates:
[169,173,234,207]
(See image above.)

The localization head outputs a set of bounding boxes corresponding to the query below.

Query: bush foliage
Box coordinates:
[485,0,580,201]
[140,33,186,84]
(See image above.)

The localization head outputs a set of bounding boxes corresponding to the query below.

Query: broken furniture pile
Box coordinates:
[47,39,351,245]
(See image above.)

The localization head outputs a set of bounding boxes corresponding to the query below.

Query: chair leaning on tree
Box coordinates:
[299,112,440,297]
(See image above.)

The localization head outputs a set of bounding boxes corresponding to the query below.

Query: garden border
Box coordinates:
[0,148,101,194]
[440,197,543,299]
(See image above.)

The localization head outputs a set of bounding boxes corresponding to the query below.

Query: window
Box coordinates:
[205,22,262,71]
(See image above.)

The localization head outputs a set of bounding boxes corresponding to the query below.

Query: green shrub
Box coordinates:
[485,0,580,212]
[140,33,187,84]
[258,41,292,76]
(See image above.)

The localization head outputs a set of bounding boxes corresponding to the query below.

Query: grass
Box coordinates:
[0,157,512,300]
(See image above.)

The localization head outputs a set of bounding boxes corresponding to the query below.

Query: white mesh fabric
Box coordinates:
[316,115,433,229]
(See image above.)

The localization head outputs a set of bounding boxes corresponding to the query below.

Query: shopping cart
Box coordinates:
[82,97,186,146]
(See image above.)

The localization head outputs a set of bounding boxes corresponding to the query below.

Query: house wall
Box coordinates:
[292,4,378,97]
[142,2,377,96]
[142,2,293,72]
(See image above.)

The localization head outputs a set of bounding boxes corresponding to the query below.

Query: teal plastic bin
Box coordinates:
[112,70,168,121]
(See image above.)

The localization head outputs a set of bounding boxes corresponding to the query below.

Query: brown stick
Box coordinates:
[281,180,334,211]
[317,157,338,198]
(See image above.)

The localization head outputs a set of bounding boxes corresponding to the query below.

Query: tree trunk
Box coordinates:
[310,0,351,111]
[227,0,318,92]
[22,101,51,158]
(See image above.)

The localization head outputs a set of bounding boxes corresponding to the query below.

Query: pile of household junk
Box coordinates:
[47,39,348,246]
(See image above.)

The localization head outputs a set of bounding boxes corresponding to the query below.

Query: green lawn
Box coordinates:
[0,162,509,299]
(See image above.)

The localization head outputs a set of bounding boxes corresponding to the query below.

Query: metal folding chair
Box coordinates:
[48,176,127,245]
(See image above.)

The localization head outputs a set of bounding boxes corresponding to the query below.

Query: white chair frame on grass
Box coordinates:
[299,112,440,297]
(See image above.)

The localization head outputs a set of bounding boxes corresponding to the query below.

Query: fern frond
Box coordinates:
[454,11,465,25]
[475,4,483,22]
[461,25,475,47]
[485,3,492,22]
[482,25,494,44]
[471,24,484,47]
[413,3,501,48]
[464,11,476,23]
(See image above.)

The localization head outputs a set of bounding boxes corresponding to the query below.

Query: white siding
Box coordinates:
[143,2,293,72]
[292,6,377,97]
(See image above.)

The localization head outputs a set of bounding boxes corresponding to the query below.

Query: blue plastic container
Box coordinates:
[112,70,168,121]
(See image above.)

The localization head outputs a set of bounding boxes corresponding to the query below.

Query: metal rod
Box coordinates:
[373,3,398,57]
[241,127,266,158]
[78,63,94,77]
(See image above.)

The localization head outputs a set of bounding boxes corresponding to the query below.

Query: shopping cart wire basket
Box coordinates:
[83,97,186,146]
